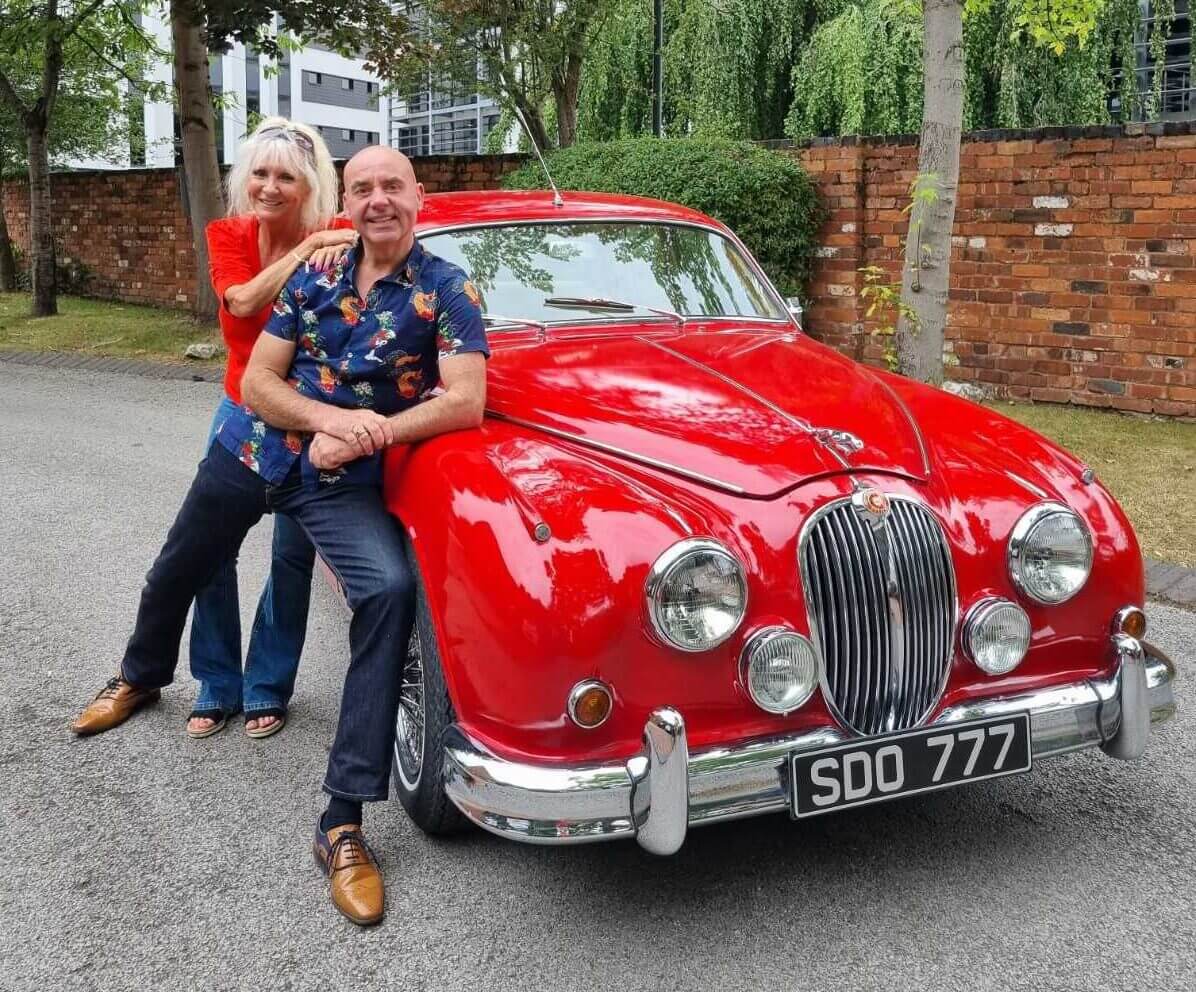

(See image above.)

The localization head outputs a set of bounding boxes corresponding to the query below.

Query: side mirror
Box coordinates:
[785,297,804,324]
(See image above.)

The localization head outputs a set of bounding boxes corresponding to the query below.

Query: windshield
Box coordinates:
[419,221,787,325]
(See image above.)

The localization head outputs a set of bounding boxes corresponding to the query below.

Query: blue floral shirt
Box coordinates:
[215,239,489,487]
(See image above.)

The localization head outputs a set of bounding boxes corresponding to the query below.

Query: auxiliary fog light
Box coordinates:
[964,598,1032,675]
[740,627,820,715]
[568,680,613,729]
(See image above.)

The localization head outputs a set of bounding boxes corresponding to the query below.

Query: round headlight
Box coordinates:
[1008,502,1093,604]
[740,627,820,714]
[964,598,1032,675]
[646,539,747,652]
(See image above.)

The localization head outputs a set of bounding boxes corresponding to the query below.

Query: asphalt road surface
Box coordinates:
[1,366,1192,991]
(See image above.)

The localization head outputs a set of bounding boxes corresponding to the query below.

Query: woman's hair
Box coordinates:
[225,116,339,231]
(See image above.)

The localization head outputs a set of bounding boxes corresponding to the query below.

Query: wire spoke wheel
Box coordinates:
[394,625,425,789]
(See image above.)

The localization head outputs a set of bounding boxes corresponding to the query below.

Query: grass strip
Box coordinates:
[0,293,221,363]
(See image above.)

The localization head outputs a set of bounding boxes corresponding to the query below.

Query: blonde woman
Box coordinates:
[189,117,355,740]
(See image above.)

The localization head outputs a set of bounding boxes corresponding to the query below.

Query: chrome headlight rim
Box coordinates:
[645,537,748,653]
[1007,501,1093,605]
[738,625,820,715]
[963,597,1032,675]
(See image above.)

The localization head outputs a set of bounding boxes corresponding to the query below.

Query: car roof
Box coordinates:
[414,190,726,234]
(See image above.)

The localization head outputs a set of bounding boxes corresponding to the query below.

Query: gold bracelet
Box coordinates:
[290,250,308,266]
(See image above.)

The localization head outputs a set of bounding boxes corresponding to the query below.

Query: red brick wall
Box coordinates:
[4,130,1194,416]
[778,122,1196,417]
[0,153,525,310]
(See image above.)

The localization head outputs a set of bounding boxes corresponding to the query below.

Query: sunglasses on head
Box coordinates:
[257,124,315,157]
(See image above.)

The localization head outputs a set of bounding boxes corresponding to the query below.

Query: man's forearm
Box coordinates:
[386,386,485,444]
[242,367,334,433]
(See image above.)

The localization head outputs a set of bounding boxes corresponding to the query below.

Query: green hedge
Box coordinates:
[502,138,823,297]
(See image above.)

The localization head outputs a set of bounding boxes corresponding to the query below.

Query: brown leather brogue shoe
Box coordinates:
[313,822,385,926]
[71,676,161,736]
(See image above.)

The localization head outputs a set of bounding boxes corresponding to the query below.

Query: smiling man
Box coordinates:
[71,146,489,926]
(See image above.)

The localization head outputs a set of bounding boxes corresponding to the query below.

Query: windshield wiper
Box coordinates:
[543,296,686,327]
[483,313,547,336]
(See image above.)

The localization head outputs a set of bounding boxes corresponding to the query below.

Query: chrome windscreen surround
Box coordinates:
[644,538,748,653]
[798,493,958,737]
[1007,501,1093,605]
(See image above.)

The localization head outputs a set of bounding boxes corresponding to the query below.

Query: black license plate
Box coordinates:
[791,712,1032,818]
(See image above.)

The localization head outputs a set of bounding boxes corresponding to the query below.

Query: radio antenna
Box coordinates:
[512,104,564,208]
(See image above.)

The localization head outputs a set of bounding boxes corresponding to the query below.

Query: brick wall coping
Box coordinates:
[761,118,1196,150]
[36,151,530,181]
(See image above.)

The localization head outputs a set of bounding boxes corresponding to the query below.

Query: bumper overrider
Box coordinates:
[442,637,1177,855]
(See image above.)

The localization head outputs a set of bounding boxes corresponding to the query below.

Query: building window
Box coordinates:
[306,71,322,85]
[342,129,353,141]
[1118,1,1194,120]
[342,78,353,90]
[278,53,291,117]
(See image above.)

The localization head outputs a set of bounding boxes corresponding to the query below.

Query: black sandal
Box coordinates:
[245,707,287,739]
[186,708,230,739]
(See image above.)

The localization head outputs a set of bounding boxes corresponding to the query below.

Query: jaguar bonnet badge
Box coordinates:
[855,488,890,520]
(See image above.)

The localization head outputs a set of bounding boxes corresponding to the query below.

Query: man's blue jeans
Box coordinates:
[122,441,414,802]
[189,395,315,717]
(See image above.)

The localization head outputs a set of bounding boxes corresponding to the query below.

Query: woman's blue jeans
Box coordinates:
[189,395,315,716]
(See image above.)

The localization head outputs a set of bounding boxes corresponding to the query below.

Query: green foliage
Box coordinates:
[180,1,403,59]
[502,137,824,295]
[962,0,1138,128]
[366,2,613,149]
[579,0,815,142]
[784,0,923,138]
[859,266,915,371]
[0,1,160,171]
[1143,0,1175,119]
[786,0,1135,138]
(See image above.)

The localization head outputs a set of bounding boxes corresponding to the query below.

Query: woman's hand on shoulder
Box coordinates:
[301,228,358,273]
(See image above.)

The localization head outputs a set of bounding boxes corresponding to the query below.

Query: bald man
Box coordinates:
[72,147,490,926]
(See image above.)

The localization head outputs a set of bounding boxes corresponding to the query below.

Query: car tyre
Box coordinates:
[392,540,468,835]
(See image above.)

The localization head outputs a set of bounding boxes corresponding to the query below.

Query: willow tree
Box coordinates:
[577,0,816,141]
[897,0,1108,383]
[784,0,1143,138]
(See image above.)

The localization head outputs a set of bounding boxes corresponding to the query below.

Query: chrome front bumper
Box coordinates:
[442,638,1177,855]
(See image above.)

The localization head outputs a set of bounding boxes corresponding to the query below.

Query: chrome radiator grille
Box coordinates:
[800,495,956,737]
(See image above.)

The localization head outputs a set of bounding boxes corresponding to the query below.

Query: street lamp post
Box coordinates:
[651,0,663,137]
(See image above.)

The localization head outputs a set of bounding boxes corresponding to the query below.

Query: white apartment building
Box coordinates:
[139,7,390,168]
[385,1,505,156]
[388,70,504,157]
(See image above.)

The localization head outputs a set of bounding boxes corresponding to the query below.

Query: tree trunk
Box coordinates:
[552,52,582,148]
[0,136,15,292]
[0,200,16,292]
[0,165,15,292]
[171,0,223,321]
[26,121,56,315]
[508,85,552,153]
[895,0,964,385]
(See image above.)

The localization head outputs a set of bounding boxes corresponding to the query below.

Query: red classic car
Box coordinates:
[382,190,1178,853]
